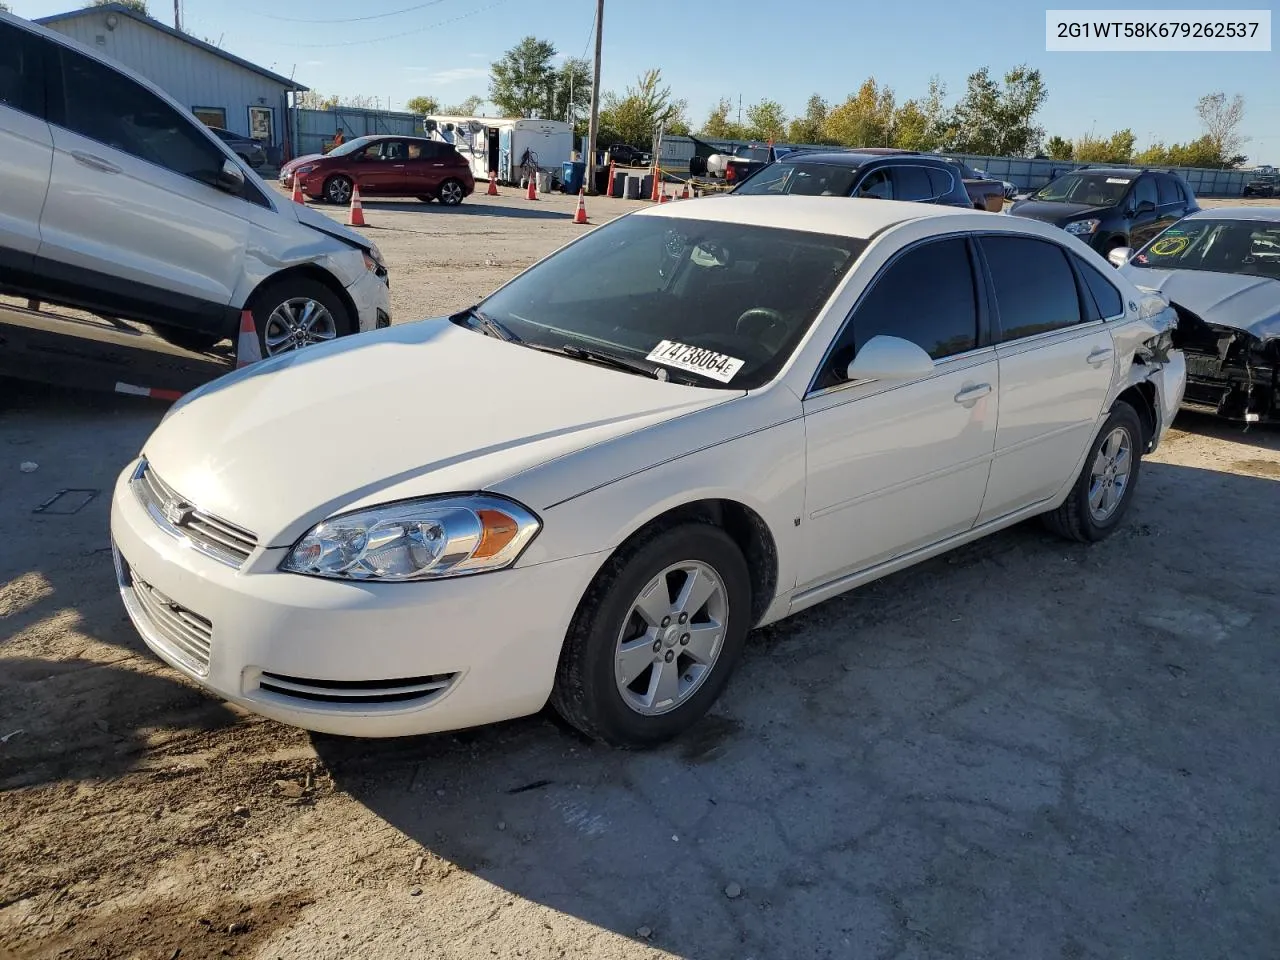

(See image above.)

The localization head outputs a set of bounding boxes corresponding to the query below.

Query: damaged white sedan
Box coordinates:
[109,197,1186,748]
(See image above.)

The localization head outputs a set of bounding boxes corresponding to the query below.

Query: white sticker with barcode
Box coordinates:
[1106,177,1132,184]
[646,340,744,383]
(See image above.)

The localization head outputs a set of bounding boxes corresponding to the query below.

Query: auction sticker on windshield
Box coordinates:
[646,340,745,383]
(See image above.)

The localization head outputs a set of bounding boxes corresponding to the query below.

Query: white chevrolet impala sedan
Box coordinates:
[110,197,1186,747]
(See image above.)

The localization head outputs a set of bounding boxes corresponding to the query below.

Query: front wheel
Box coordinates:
[437,178,465,206]
[551,523,753,747]
[1042,400,1144,542]
[251,277,352,356]
[323,175,353,205]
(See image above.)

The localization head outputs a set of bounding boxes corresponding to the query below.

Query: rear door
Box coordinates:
[1154,173,1188,234]
[1126,174,1163,248]
[977,233,1115,522]
[38,40,251,333]
[889,163,936,204]
[412,140,455,194]
[0,20,53,274]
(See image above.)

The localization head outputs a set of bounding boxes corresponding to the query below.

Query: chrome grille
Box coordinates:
[256,671,457,707]
[117,556,213,677]
[131,460,257,568]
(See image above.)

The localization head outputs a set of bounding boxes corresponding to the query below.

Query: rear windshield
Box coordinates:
[475,214,867,389]
[732,162,860,197]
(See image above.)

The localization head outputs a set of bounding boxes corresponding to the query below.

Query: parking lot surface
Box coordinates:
[1,191,1278,960]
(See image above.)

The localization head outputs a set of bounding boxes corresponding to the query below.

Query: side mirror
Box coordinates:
[214,157,244,195]
[845,335,935,383]
[1135,200,1156,215]
[1107,246,1133,268]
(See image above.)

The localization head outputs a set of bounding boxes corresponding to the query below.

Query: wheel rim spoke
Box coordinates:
[615,635,656,688]
[675,567,716,618]
[644,658,681,710]
[633,579,673,626]
[683,621,723,663]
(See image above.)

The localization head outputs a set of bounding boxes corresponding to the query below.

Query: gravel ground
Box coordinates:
[1,189,1278,960]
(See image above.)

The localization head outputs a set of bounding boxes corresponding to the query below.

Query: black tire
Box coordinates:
[323,175,353,205]
[148,325,222,353]
[550,522,753,748]
[437,178,465,206]
[1042,400,1144,543]
[250,276,353,356]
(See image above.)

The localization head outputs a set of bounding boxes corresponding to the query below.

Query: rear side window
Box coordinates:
[1075,256,1125,320]
[0,23,44,117]
[1156,175,1180,205]
[855,168,893,199]
[893,164,934,202]
[53,47,225,182]
[818,237,978,388]
[927,167,955,197]
[983,235,1084,341]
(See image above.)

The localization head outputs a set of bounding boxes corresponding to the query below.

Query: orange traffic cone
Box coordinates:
[573,188,589,224]
[679,182,690,200]
[487,171,499,196]
[347,183,365,226]
[235,310,262,368]
[291,175,305,204]
[659,189,671,204]
[605,161,616,198]
[526,175,538,201]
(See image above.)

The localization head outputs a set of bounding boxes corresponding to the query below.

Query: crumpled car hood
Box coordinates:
[1119,267,1280,339]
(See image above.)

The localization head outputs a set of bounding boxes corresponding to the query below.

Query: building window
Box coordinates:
[248,106,273,143]
[192,106,226,128]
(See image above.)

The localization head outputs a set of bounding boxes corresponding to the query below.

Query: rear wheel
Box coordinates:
[437,178,465,206]
[251,277,352,356]
[1043,400,1143,542]
[323,175,353,205]
[551,522,752,747]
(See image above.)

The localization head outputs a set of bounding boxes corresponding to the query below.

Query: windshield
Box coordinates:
[327,135,377,158]
[732,162,860,197]
[734,145,769,162]
[1033,172,1133,205]
[1130,219,1280,280]
[474,214,866,389]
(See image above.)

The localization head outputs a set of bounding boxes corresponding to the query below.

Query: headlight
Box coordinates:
[280,495,540,582]
[294,163,317,176]
[362,243,386,272]
[1065,219,1100,235]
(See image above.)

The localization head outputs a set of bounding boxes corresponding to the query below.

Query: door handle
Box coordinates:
[71,150,121,174]
[953,383,991,404]
[392,164,404,168]
[1087,346,1113,365]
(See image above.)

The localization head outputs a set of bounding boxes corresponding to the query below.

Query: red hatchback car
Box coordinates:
[286,135,476,206]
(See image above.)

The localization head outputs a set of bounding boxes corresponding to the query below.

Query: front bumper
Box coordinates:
[345,268,392,334]
[109,460,605,738]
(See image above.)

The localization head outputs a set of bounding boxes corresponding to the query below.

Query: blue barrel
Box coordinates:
[561,160,586,194]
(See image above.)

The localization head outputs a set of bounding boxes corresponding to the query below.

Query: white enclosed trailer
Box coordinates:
[424,116,575,185]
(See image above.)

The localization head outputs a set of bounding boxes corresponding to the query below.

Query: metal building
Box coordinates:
[35,3,306,164]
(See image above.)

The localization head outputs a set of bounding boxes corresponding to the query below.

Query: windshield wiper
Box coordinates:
[542,343,671,380]
[459,306,521,342]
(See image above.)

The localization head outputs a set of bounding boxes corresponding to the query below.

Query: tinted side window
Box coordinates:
[1075,255,1124,319]
[983,236,1083,341]
[55,47,224,181]
[818,238,978,389]
[1132,175,1158,209]
[926,167,954,197]
[0,23,44,117]
[1156,174,1180,205]
[855,168,893,199]
[894,164,933,202]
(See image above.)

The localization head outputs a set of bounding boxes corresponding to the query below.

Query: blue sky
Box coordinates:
[15,0,1278,163]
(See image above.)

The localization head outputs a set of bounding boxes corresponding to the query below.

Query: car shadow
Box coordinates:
[358,199,585,221]
[315,460,1280,959]
[1170,409,1280,451]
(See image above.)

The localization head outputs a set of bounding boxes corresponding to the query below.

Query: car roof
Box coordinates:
[634,195,991,240]
[1182,206,1280,222]
[1074,167,1145,176]
[768,151,939,168]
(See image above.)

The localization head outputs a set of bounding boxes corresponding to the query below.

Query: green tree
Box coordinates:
[489,36,558,118]
[551,57,592,123]
[920,76,954,148]
[599,70,688,147]
[890,100,929,150]
[93,0,149,13]
[1073,128,1135,164]
[785,94,830,145]
[700,98,745,140]
[744,99,787,141]
[1045,134,1074,160]
[442,94,486,116]
[822,78,896,147]
[948,65,1047,156]
[405,95,440,115]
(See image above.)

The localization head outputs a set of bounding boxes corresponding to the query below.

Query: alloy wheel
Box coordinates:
[1088,426,1132,522]
[263,298,338,355]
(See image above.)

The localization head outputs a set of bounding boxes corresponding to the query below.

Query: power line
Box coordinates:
[271,0,509,47]
[259,0,448,24]
[579,0,595,60]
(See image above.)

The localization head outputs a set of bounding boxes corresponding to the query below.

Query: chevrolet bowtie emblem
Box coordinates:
[162,498,193,526]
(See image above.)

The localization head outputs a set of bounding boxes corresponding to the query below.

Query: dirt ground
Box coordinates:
[1,189,1278,960]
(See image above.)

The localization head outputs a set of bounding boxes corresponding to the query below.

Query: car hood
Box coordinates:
[1117,267,1280,339]
[282,153,323,173]
[142,321,734,546]
[286,200,372,249]
[1008,199,1107,224]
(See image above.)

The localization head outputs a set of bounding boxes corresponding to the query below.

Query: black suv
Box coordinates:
[1243,174,1277,198]
[1008,167,1199,255]
[729,151,973,208]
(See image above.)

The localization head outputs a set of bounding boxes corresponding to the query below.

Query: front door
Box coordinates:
[355,139,412,194]
[800,236,998,588]
[39,41,249,334]
[977,233,1116,523]
[0,22,52,269]
[1126,174,1165,249]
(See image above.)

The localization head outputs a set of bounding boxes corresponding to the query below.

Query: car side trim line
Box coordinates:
[808,450,997,521]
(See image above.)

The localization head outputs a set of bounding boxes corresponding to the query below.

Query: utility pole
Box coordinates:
[173,0,181,31]
[584,0,604,194]
[737,94,742,128]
